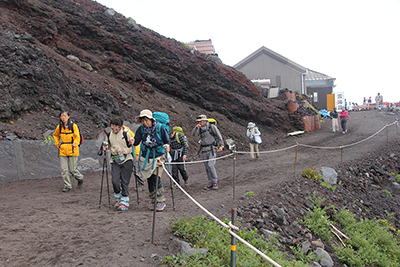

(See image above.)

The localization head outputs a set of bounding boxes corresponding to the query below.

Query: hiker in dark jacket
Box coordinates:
[133,109,170,212]
[169,128,189,188]
[192,114,224,190]
[330,107,339,132]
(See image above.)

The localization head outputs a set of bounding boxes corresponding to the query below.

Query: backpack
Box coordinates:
[106,125,133,148]
[173,126,189,148]
[153,112,170,135]
[207,118,221,149]
[138,112,169,170]
[59,122,84,146]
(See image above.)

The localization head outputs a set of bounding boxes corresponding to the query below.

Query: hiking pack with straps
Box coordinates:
[105,125,133,148]
[173,126,189,148]
[138,112,169,170]
[197,118,221,155]
[59,122,84,146]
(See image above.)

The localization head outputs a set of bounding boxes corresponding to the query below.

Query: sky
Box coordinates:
[95,0,400,105]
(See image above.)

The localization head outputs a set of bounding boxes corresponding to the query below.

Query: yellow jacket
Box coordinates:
[53,124,80,157]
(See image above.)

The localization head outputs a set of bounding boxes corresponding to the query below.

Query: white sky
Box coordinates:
[95,0,400,105]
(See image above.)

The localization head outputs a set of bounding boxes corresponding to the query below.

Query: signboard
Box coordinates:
[336,92,345,111]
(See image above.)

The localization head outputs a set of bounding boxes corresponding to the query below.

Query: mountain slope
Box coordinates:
[0,0,305,151]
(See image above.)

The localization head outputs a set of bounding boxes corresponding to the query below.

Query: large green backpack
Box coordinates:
[173,126,189,148]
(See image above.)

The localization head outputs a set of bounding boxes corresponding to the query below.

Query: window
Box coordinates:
[313,92,318,102]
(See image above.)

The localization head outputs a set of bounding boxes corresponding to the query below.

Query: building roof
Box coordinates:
[305,69,335,81]
[186,39,215,55]
[233,46,306,73]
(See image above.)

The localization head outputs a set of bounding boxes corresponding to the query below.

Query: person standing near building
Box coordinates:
[53,111,84,192]
[103,118,135,211]
[133,109,170,212]
[192,115,224,190]
[340,108,349,134]
[246,122,261,160]
[169,127,189,188]
[330,107,339,132]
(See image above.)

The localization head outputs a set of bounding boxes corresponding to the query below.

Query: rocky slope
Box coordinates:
[237,141,400,266]
[0,0,310,153]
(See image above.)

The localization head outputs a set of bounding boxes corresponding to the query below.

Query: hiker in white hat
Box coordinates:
[247,122,261,160]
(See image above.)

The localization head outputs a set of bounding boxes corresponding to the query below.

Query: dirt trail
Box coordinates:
[0,110,398,267]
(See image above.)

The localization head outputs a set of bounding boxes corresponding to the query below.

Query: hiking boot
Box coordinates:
[211,183,218,190]
[116,203,128,211]
[62,187,71,192]
[184,180,189,187]
[77,179,83,188]
[204,184,213,190]
[114,201,120,209]
[155,202,166,212]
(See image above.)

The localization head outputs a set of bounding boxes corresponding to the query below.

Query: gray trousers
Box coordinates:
[202,149,218,184]
[60,156,83,189]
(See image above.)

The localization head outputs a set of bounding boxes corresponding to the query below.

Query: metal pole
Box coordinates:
[387,126,388,143]
[341,145,343,164]
[230,150,237,267]
[230,207,237,267]
[294,141,298,178]
[152,165,160,244]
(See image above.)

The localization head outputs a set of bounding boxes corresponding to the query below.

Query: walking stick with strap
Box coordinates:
[151,164,160,244]
[72,136,75,190]
[167,152,175,211]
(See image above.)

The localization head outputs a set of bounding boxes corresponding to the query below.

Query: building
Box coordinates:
[234,46,335,109]
[186,39,216,55]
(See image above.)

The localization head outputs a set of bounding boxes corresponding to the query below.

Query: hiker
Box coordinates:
[133,109,170,212]
[330,107,339,132]
[169,127,189,188]
[53,111,84,192]
[103,118,138,211]
[246,122,261,160]
[340,108,349,134]
[192,114,224,190]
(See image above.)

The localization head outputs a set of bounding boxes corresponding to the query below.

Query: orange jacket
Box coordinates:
[53,124,80,157]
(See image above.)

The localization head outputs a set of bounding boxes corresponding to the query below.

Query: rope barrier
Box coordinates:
[160,120,397,266]
[161,163,283,267]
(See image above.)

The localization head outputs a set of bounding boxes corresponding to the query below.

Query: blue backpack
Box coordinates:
[138,112,170,170]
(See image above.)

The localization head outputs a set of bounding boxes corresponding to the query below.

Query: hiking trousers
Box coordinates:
[249,143,259,159]
[111,159,133,199]
[171,158,189,185]
[202,149,218,184]
[341,118,348,133]
[60,155,83,189]
[331,118,339,132]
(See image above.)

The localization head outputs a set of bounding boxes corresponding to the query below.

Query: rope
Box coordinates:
[161,163,283,267]
[159,120,397,266]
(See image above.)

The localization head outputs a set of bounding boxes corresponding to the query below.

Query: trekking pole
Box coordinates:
[99,153,105,208]
[105,152,111,208]
[294,141,298,178]
[72,147,76,191]
[167,154,175,211]
[134,162,140,205]
[151,165,160,244]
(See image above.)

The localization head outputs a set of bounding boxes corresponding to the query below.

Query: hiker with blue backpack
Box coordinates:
[53,111,84,192]
[192,114,224,190]
[133,109,170,212]
[169,127,189,188]
[102,118,138,211]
